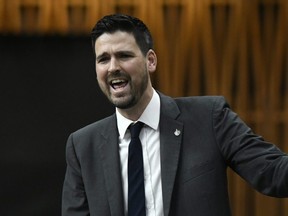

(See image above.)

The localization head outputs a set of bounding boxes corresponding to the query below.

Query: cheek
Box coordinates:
[95,66,106,81]
[123,61,145,75]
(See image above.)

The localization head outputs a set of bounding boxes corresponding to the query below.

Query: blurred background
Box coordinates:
[0,0,287,215]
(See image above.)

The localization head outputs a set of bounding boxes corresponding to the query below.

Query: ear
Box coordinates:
[146,49,157,73]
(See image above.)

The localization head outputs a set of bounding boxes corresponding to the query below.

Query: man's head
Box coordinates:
[91,14,153,56]
[92,14,157,120]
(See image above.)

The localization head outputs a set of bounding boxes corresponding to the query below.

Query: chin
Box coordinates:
[112,97,137,109]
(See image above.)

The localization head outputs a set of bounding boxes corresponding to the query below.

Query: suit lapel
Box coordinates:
[159,93,183,216]
[97,93,183,216]
[98,115,124,216]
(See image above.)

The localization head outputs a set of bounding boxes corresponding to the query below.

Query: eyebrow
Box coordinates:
[96,51,135,62]
[96,52,108,62]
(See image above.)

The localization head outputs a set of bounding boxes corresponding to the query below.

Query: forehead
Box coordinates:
[95,31,139,54]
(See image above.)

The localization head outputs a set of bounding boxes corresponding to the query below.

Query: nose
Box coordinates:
[108,57,120,73]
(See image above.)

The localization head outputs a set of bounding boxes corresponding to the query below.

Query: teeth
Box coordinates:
[111,79,125,84]
[110,79,128,90]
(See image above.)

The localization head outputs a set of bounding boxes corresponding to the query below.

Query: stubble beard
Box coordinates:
[100,71,149,110]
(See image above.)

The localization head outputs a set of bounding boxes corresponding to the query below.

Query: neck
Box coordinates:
[117,87,154,121]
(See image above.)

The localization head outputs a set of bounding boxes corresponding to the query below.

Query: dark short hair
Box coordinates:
[91,14,153,55]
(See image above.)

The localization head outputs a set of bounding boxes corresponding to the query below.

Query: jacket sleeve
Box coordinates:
[62,133,90,216]
[213,97,288,197]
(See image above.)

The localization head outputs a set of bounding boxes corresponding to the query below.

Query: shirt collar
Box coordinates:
[116,89,160,139]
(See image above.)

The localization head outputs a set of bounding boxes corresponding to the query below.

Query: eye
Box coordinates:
[120,54,131,58]
[97,56,110,64]
[118,52,134,60]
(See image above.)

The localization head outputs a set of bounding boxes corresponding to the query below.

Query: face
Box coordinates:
[95,31,156,110]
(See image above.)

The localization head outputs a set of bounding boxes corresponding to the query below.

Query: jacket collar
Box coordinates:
[158,92,183,216]
[98,115,125,216]
[99,92,183,216]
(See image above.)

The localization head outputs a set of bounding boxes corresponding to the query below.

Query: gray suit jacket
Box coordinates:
[62,93,288,216]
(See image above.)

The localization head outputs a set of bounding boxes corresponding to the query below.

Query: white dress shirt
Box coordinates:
[116,89,164,216]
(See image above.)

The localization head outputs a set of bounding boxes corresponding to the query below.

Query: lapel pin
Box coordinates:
[174,129,181,136]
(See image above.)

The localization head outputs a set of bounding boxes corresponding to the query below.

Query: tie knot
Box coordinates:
[129,122,144,138]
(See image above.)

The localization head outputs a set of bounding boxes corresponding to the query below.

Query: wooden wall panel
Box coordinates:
[1,0,287,215]
[0,0,5,30]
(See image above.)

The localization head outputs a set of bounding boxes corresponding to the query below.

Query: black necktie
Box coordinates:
[128,122,146,216]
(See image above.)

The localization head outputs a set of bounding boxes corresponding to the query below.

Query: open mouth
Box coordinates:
[110,79,128,90]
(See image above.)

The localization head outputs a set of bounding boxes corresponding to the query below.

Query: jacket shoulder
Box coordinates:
[72,114,116,139]
[174,95,229,111]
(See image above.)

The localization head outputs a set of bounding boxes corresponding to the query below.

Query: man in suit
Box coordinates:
[62,14,288,216]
